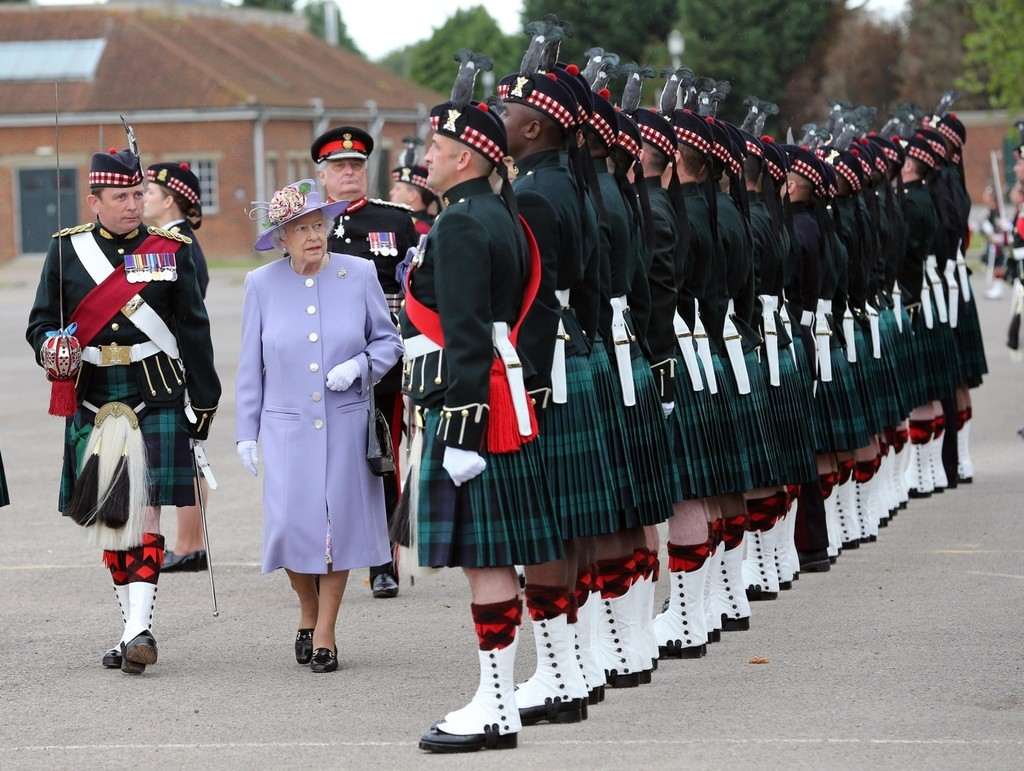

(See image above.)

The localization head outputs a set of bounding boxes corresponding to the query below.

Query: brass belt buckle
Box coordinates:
[100,343,131,366]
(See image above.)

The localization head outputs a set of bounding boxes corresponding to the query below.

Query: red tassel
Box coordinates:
[486,357,538,454]
[48,377,78,418]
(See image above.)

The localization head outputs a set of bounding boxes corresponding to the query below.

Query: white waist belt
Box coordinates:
[814,299,832,383]
[925,256,947,324]
[493,321,532,436]
[867,304,881,359]
[609,295,636,406]
[759,295,780,386]
[780,302,798,369]
[920,274,934,329]
[843,307,856,364]
[892,282,904,333]
[551,289,570,405]
[82,341,162,367]
[672,311,704,392]
[723,301,750,395]
[692,300,717,394]
[403,334,443,360]
[956,250,971,303]
[945,261,959,328]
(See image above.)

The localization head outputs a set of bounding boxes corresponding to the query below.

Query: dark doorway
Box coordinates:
[19,168,77,254]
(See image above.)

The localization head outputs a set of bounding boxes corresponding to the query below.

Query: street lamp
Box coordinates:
[668,29,685,69]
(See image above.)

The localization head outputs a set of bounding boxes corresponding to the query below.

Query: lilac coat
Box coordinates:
[236,253,403,574]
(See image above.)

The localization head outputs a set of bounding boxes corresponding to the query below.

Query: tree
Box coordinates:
[678,0,845,128]
[240,0,294,11]
[519,0,678,70]
[961,0,1024,109]
[897,0,985,112]
[306,2,361,54]
[404,8,521,101]
[801,10,905,130]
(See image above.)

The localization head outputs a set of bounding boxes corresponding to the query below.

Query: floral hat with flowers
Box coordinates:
[249,179,348,251]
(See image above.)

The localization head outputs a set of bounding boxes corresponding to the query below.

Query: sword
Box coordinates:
[192,440,219,617]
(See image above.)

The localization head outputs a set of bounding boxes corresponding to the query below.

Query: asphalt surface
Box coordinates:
[1,258,1021,770]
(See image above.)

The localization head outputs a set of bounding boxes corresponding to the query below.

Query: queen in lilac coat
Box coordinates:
[236,180,402,671]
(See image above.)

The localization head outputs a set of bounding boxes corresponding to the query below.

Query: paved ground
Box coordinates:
[1,258,1021,770]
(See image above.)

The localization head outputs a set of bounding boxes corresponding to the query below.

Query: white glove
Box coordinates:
[237,440,259,476]
[326,359,361,392]
[442,446,487,487]
[662,402,675,418]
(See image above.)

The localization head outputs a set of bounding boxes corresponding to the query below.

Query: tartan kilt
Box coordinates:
[589,342,640,518]
[60,364,193,512]
[878,308,913,421]
[895,307,930,411]
[415,409,563,568]
[911,309,960,403]
[611,354,677,527]
[0,448,9,508]
[708,353,754,494]
[955,292,988,388]
[669,352,720,499]
[759,346,817,485]
[537,351,619,539]
[724,349,781,488]
[812,347,871,453]
[789,331,825,451]
[849,324,890,436]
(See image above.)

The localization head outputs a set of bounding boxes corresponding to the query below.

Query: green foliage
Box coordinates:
[962,0,1024,109]
[676,0,842,125]
[519,0,678,68]
[240,0,294,11]
[305,2,361,53]
[405,7,521,100]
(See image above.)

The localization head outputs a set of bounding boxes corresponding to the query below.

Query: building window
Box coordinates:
[186,159,219,214]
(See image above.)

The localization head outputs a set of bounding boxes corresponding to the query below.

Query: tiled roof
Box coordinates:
[0,5,443,114]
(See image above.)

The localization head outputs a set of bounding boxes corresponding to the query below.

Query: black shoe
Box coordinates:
[721,615,750,632]
[162,549,208,573]
[310,647,338,673]
[419,724,517,753]
[102,647,122,669]
[519,696,584,726]
[371,572,399,598]
[295,628,314,665]
[798,549,831,573]
[121,631,157,675]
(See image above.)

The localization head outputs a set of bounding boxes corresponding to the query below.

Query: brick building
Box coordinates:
[0,3,442,262]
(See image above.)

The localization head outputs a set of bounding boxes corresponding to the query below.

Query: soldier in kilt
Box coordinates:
[401,57,563,753]
[26,145,219,674]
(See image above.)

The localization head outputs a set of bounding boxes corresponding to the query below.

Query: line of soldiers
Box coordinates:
[399,15,986,755]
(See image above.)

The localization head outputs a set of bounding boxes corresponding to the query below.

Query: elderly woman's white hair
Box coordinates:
[270,210,336,252]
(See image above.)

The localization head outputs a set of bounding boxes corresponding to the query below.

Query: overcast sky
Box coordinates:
[341,0,908,61]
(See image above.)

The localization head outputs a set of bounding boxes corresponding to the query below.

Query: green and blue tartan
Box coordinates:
[707,352,754,494]
[589,342,640,517]
[415,409,563,569]
[878,309,913,421]
[812,347,871,453]
[955,291,987,389]
[848,324,890,436]
[537,349,619,539]
[59,364,193,512]
[731,349,782,488]
[611,355,677,527]
[758,347,818,485]
[893,306,930,411]
[911,309,960,403]
[669,352,720,499]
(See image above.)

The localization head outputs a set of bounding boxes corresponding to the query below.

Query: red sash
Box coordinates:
[404,215,541,347]
[404,216,543,453]
[69,234,182,347]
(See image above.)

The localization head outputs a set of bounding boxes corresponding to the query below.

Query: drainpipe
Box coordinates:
[365,99,384,196]
[253,107,269,207]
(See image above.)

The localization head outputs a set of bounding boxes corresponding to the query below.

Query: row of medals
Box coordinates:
[125,252,177,283]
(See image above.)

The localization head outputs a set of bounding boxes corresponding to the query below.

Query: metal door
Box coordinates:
[19,168,77,254]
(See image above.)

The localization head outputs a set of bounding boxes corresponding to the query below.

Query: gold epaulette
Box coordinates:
[52,223,95,238]
[148,226,193,245]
